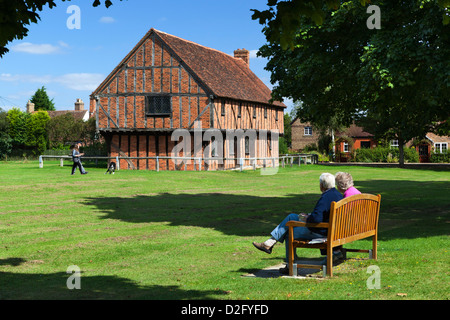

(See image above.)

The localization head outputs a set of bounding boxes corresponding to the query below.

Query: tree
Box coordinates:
[255,1,450,166]
[25,110,51,155]
[6,108,30,147]
[0,109,12,159]
[251,0,450,50]
[46,113,97,149]
[30,86,56,111]
[0,0,123,57]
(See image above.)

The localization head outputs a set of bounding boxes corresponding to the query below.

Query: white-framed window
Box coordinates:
[304,126,312,136]
[435,143,448,154]
[343,142,349,153]
[390,140,399,148]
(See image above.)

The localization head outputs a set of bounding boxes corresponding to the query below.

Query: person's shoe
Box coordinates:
[81,172,88,175]
[252,242,273,254]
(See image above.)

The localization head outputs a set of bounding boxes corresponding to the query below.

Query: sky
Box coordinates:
[0,0,293,114]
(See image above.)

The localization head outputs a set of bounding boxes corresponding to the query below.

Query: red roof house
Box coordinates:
[90,28,285,170]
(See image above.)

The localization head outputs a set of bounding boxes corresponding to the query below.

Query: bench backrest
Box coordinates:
[328,194,381,246]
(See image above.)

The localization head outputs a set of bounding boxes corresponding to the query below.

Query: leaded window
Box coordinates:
[146,95,171,116]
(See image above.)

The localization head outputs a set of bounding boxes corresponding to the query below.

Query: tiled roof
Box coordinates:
[336,124,374,138]
[92,28,285,108]
[47,110,89,121]
[426,132,450,143]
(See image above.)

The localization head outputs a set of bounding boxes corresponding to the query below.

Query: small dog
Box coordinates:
[105,161,116,174]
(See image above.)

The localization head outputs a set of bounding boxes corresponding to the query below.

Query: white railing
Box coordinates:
[38,154,318,172]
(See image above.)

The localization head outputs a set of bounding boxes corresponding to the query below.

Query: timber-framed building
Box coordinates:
[90,28,285,170]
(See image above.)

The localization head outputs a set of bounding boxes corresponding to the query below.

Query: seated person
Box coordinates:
[335,172,361,197]
[252,173,343,273]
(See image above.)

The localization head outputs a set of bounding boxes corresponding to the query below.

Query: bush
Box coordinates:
[353,146,419,163]
[430,152,449,163]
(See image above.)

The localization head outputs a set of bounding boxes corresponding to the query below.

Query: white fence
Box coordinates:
[38,154,318,172]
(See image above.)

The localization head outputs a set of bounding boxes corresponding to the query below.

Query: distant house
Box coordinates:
[290,119,377,160]
[335,124,377,161]
[290,118,319,151]
[26,98,89,121]
[90,28,286,170]
[407,132,450,163]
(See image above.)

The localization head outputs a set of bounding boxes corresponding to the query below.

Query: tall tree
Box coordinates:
[255,1,450,166]
[25,110,51,155]
[0,0,123,57]
[30,86,56,111]
[251,0,450,50]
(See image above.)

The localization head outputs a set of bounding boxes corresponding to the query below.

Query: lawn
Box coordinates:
[0,160,448,300]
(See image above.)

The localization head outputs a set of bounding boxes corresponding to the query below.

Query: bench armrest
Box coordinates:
[286,221,329,229]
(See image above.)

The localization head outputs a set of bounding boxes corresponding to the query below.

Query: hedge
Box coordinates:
[353,146,419,163]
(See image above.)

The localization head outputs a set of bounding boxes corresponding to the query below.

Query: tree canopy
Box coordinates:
[254,0,449,165]
[0,0,123,57]
[252,0,450,50]
[30,86,56,111]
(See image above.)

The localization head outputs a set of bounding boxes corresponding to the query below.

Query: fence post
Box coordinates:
[253,158,256,171]
[39,155,43,168]
[156,156,159,172]
[116,156,120,171]
[240,158,243,171]
[198,157,202,171]
[60,158,64,167]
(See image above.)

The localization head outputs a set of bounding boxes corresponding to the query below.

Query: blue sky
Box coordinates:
[0,0,293,113]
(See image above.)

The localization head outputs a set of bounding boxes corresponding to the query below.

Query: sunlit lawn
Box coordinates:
[0,160,448,300]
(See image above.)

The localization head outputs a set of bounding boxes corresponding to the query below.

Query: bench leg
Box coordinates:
[326,246,333,277]
[288,227,295,276]
[372,235,378,260]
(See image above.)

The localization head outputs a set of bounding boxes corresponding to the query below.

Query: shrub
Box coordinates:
[430,152,449,163]
[353,146,419,163]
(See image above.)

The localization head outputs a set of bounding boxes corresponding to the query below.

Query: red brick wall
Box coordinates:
[92,34,211,131]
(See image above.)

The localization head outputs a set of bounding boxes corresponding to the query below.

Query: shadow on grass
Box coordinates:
[84,192,316,237]
[0,258,227,300]
[83,177,449,240]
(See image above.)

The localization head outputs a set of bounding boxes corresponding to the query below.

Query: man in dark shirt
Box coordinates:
[252,173,343,267]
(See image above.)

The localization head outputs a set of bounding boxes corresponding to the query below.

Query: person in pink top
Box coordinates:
[325,172,362,261]
[335,172,361,197]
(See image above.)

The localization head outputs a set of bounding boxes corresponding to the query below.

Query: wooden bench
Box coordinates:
[286,193,381,277]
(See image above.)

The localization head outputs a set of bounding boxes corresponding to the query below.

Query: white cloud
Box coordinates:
[0,73,52,84]
[10,42,63,55]
[0,73,104,91]
[58,41,70,48]
[55,73,105,91]
[249,50,261,59]
[99,16,116,23]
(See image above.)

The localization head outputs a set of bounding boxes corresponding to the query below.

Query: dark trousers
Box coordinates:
[71,161,85,174]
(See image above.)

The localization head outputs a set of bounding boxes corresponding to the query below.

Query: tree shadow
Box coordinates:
[84,192,317,237]
[83,177,450,241]
[0,258,228,300]
[352,179,449,240]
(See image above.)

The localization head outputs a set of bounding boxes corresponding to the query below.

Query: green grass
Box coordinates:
[0,160,449,300]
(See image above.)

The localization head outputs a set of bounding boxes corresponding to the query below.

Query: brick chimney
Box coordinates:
[26,100,35,113]
[74,98,84,111]
[234,48,250,66]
